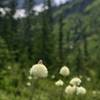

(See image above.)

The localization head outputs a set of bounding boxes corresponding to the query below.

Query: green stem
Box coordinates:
[29,78,39,100]
[29,79,37,100]
[29,79,35,100]
[60,87,64,100]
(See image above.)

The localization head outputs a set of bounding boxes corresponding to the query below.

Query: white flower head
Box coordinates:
[92,90,97,95]
[55,79,64,86]
[29,60,48,78]
[70,77,81,86]
[51,75,56,79]
[65,85,76,95]
[59,66,70,77]
[92,90,100,95]
[7,66,12,70]
[76,86,87,95]
[86,77,91,82]
[26,82,31,87]
[28,76,32,80]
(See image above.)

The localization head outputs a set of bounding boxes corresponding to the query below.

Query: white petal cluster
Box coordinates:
[65,85,76,95]
[70,77,81,86]
[92,90,97,95]
[76,86,87,95]
[28,76,32,80]
[92,90,100,95]
[7,66,12,70]
[26,82,31,87]
[59,66,70,77]
[30,63,48,78]
[51,75,55,79]
[55,79,64,86]
[86,77,91,82]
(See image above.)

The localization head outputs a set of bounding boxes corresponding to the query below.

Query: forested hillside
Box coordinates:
[0,0,100,100]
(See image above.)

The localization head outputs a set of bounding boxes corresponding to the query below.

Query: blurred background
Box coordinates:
[0,0,100,99]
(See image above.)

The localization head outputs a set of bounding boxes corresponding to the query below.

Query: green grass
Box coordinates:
[0,77,100,100]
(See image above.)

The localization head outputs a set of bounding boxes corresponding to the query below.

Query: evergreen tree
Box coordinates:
[39,0,55,67]
[58,14,64,66]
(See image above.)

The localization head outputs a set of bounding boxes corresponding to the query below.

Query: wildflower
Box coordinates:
[70,77,81,86]
[76,86,87,95]
[92,90,97,95]
[86,77,91,82]
[26,82,31,87]
[65,85,76,95]
[29,60,48,78]
[59,66,70,77]
[55,79,64,86]
[7,66,12,70]
[28,76,32,80]
[51,75,56,79]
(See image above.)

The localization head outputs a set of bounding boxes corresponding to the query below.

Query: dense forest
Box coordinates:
[0,0,100,100]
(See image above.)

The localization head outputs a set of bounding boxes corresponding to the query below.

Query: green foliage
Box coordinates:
[0,37,11,68]
[0,0,100,99]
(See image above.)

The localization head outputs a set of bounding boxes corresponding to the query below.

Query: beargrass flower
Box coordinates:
[7,66,12,70]
[51,75,56,79]
[28,76,32,80]
[26,82,31,87]
[70,77,81,86]
[92,90,97,95]
[29,60,48,78]
[55,79,64,86]
[76,86,87,95]
[59,66,70,77]
[86,77,91,82]
[65,85,76,95]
